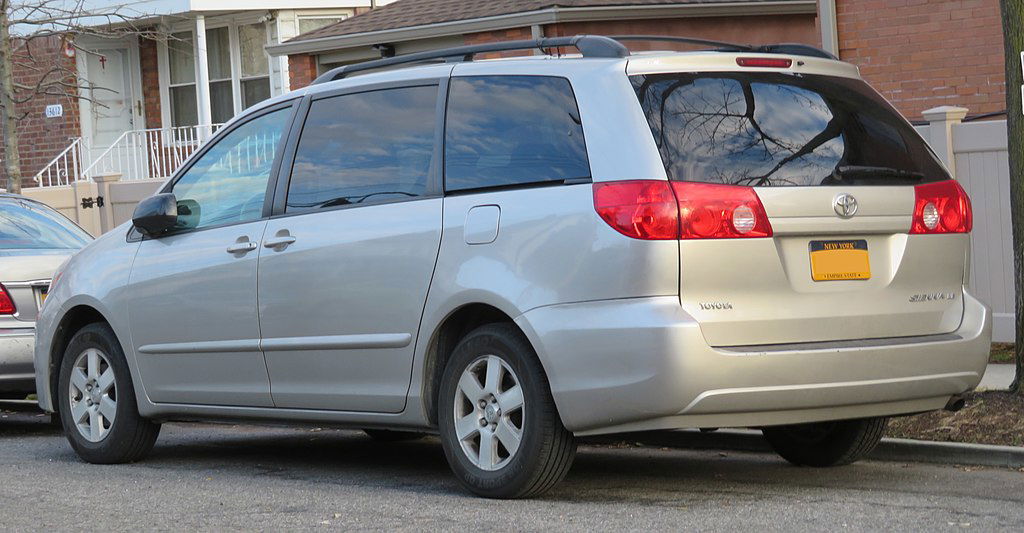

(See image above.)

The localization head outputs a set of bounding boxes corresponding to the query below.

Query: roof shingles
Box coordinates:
[291,0,799,42]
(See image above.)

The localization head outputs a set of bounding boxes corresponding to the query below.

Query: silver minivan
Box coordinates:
[34,36,990,498]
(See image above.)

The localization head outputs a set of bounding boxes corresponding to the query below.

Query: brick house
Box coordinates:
[269,0,1008,122]
[11,0,399,189]
[16,0,1009,189]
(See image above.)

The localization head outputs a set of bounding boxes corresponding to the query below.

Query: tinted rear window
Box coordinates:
[445,76,590,192]
[286,86,437,212]
[0,199,91,249]
[630,72,948,186]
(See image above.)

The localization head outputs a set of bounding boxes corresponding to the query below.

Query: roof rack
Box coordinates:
[310,34,839,85]
[609,35,838,60]
[312,35,629,84]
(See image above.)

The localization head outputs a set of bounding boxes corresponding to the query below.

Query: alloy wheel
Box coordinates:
[68,348,117,442]
[453,354,525,471]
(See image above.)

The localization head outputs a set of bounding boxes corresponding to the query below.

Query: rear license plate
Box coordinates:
[809,240,870,281]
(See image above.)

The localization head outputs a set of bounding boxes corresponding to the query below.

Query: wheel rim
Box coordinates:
[68,348,117,443]
[453,354,525,471]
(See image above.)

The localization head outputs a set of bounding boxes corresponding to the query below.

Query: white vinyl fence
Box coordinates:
[916,107,1013,342]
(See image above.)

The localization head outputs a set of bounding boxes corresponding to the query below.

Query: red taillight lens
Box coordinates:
[592,180,773,240]
[593,180,679,240]
[910,180,972,234]
[0,284,16,315]
[672,182,773,239]
[736,57,793,68]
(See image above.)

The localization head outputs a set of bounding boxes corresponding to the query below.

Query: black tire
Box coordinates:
[362,429,427,442]
[57,323,160,464]
[438,323,576,499]
[762,417,888,467]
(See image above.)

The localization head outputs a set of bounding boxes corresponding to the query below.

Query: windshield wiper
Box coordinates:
[833,165,925,181]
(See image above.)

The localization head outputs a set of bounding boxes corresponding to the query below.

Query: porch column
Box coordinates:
[194,15,213,139]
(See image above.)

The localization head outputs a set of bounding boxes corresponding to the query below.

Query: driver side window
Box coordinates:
[171,106,292,230]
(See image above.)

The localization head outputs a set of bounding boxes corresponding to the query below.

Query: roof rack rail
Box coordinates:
[609,35,838,60]
[755,43,838,60]
[312,35,629,85]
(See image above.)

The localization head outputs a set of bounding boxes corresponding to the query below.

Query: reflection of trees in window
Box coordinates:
[634,74,847,186]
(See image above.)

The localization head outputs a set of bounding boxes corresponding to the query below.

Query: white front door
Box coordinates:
[82,46,146,178]
[86,49,133,150]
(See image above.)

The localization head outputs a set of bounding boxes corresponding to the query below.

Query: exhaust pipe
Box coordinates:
[944,394,966,412]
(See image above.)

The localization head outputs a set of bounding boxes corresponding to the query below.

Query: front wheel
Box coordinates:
[57,323,160,464]
[762,417,888,467]
[438,323,576,498]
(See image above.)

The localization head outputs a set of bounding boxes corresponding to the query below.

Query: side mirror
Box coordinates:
[132,193,178,237]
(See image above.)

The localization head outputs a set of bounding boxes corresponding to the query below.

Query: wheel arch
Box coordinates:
[46,304,112,411]
[421,302,536,426]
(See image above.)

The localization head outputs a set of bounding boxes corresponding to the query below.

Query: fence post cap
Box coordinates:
[921,106,969,122]
[91,173,123,183]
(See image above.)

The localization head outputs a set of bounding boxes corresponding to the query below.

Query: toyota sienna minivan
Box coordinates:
[34,35,990,498]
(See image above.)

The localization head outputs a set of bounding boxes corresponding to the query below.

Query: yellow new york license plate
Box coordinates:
[809,240,871,281]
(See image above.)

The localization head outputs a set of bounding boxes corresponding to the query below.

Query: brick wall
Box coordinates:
[0,35,81,190]
[288,53,319,90]
[548,15,819,50]
[139,37,162,129]
[836,0,1005,119]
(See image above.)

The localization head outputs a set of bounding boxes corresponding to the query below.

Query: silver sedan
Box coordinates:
[0,194,90,399]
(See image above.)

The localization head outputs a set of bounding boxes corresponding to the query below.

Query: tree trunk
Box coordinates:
[0,3,23,194]
[1002,0,1024,393]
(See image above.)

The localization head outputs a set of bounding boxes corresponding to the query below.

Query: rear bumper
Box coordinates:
[0,327,37,394]
[516,290,991,435]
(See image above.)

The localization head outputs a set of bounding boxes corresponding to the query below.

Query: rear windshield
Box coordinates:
[0,199,91,250]
[630,72,948,186]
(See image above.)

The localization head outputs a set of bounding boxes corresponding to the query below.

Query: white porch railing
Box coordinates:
[33,137,88,188]
[81,124,224,182]
[32,124,223,188]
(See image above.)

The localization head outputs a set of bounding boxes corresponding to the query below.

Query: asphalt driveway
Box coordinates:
[1,408,1022,531]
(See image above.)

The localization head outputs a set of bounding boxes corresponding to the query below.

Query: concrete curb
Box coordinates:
[585,428,1024,469]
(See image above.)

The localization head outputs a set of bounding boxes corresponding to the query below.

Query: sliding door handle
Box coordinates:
[263,235,296,249]
[226,241,257,254]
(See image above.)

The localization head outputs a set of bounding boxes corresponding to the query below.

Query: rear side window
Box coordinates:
[286,85,438,212]
[630,72,948,186]
[0,199,91,249]
[444,76,590,192]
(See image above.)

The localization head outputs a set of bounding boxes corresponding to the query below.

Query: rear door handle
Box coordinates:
[263,236,296,249]
[226,241,257,254]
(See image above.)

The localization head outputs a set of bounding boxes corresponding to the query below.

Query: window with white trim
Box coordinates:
[162,21,274,128]
[168,31,198,127]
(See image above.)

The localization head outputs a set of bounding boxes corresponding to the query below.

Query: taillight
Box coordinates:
[592,180,773,240]
[593,180,679,240]
[736,57,793,68]
[910,180,972,234]
[0,284,16,315]
[672,182,773,239]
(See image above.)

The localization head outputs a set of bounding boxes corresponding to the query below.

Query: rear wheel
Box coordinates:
[762,417,888,467]
[438,323,576,498]
[57,323,160,464]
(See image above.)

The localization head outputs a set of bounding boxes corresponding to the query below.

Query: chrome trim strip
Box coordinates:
[137,339,261,355]
[717,333,964,354]
[3,279,50,288]
[260,333,413,351]
[0,327,35,337]
[138,333,413,354]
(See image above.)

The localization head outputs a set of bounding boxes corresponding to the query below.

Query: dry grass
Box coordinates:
[887,391,1024,447]
[991,343,1016,364]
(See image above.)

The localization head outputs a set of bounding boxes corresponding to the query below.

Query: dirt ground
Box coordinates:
[887,390,1024,447]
